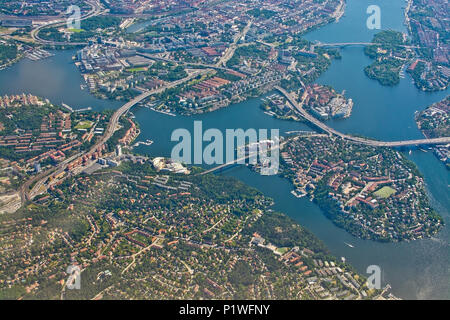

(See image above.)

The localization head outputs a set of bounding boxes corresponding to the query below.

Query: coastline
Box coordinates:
[0,53,23,71]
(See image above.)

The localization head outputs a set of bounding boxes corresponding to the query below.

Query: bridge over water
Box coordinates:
[274,86,450,148]
[199,87,450,175]
[314,42,421,49]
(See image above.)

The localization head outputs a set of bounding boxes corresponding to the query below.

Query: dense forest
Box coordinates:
[364,30,412,87]
[0,44,18,65]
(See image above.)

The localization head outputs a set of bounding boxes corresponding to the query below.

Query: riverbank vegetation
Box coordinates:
[0,43,18,66]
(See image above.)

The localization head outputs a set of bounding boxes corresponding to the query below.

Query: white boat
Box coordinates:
[291,190,307,198]
[344,242,354,248]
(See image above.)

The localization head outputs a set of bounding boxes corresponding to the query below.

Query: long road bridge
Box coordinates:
[198,139,290,176]
[316,42,373,47]
[274,86,450,147]
[200,86,450,176]
[315,42,421,49]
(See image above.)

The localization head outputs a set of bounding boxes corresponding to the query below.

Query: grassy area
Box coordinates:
[187,73,209,86]
[276,247,290,255]
[67,28,85,33]
[374,186,397,199]
[126,67,147,72]
[75,120,94,130]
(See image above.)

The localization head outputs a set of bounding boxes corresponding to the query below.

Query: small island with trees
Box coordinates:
[364,30,414,86]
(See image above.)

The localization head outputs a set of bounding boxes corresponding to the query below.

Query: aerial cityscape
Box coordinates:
[0,0,449,305]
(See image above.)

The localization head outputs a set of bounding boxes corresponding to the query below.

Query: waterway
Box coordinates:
[0,0,448,299]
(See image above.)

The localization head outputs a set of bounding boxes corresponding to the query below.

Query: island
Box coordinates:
[364,30,414,86]
[265,135,444,242]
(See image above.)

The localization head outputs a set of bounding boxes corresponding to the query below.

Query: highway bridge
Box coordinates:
[198,139,289,176]
[315,42,421,49]
[274,86,450,148]
[199,86,450,176]
[199,157,250,176]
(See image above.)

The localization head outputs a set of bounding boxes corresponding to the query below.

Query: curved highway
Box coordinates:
[30,0,104,46]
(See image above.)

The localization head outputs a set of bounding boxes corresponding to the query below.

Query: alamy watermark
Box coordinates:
[66,5,81,30]
[366,265,382,290]
[66,263,81,290]
[367,5,381,30]
[171,121,280,175]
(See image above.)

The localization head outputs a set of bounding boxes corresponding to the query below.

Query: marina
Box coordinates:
[25,49,54,61]
[133,139,154,148]
[74,107,93,112]
[61,103,74,113]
